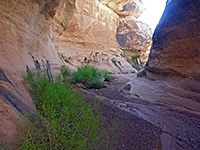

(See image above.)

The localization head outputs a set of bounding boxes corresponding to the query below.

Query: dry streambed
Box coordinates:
[82,74,200,150]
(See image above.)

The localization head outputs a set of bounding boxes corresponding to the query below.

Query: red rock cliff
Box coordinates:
[0,0,153,147]
[0,0,75,147]
[144,0,200,91]
[59,0,152,72]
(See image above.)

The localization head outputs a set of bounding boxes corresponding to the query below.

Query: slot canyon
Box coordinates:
[0,0,200,149]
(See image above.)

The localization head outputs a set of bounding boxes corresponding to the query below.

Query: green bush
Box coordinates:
[20,71,112,150]
[71,65,114,89]
[100,70,115,82]
[131,71,136,74]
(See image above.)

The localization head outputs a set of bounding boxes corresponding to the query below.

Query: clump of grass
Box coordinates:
[131,71,136,74]
[20,71,113,150]
[100,70,115,82]
[121,51,143,71]
[123,72,129,74]
[71,65,114,89]
[127,58,132,64]
[131,56,142,71]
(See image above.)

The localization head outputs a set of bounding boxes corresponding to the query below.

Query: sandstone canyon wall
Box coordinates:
[117,17,152,62]
[113,0,152,62]
[59,0,130,73]
[0,0,152,147]
[144,0,200,92]
[59,0,152,73]
[0,0,75,147]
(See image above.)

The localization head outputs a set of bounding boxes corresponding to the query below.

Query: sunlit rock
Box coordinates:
[59,0,135,73]
[145,0,200,87]
[117,16,152,62]
[99,0,144,18]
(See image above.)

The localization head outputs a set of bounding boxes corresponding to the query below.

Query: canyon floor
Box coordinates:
[82,74,200,150]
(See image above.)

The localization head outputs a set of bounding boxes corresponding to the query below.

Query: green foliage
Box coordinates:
[131,71,136,74]
[71,65,114,89]
[131,56,139,64]
[20,71,113,150]
[121,51,143,71]
[127,58,132,64]
[123,72,129,74]
[100,70,115,82]
[131,56,141,71]
[104,74,115,82]
[61,65,71,77]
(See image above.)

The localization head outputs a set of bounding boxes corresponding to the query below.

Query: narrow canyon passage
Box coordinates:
[83,74,200,150]
[80,0,200,149]
[0,0,200,149]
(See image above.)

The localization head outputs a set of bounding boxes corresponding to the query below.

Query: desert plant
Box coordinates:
[20,71,113,150]
[100,70,115,82]
[131,71,136,74]
[71,65,114,89]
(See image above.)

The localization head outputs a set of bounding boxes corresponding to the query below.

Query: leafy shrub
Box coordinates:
[131,71,136,74]
[100,70,115,82]
[20,71,112,150]
[123,72,129,74]
[71,65,114,89]
[121,51,143,71]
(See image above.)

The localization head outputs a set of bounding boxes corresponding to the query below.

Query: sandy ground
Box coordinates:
[81,74,200,150]
[82,74,161,150]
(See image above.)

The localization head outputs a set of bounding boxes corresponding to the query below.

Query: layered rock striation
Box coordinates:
[129,1,200,148]
[131,0,200,115]
[59,0,152,73]
[101,0,153,62]
[117,17,152,61]
[144,0,200,91]
[0,0,153,147]
[59,0,132,73]
[0,0,75,147]
[99,0,144,18]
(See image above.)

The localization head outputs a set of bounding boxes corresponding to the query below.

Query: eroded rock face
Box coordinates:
[145,0,200,86]
[98,0,152,62]
[0,0,153,147]
[0,0,75,147]
[128,1,200,148]
[117,17,152,61]
[59,0,151,73]
[51,0,76,49]
[59,0,135,73]
[60,0,119,52]
[99,0,144,18]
